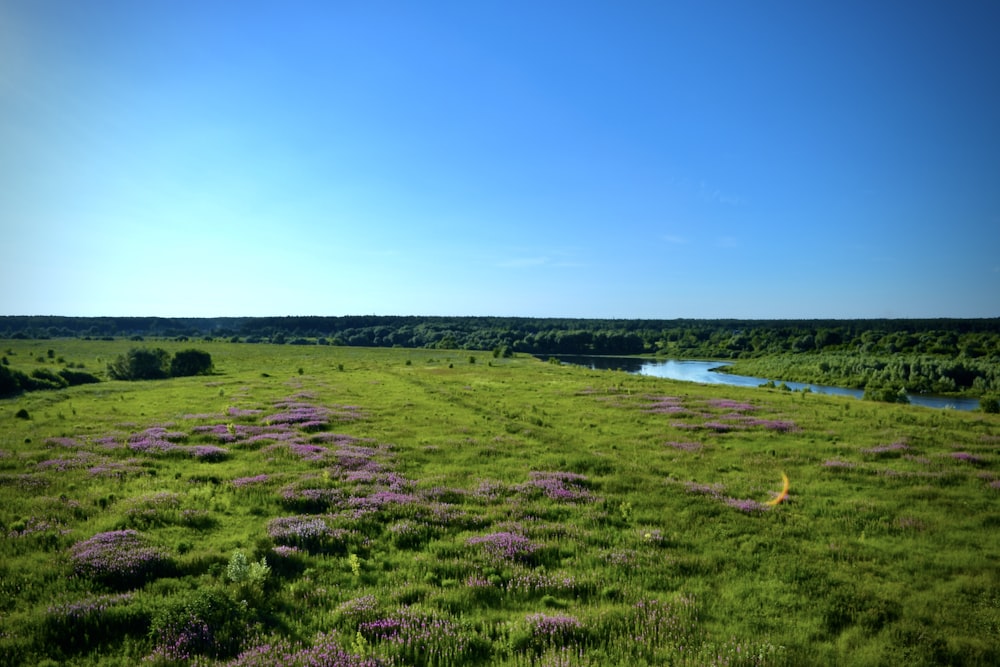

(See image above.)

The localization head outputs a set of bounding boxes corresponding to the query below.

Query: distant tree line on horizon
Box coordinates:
[2,315,998,359]
[1,316,998,401]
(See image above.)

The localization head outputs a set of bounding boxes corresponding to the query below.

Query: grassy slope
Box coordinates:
[1,340,998,666]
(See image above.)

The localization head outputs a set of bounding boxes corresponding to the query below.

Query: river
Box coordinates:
[550,355,981,411]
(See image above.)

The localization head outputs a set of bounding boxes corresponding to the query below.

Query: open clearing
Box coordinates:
[1,340,998,666]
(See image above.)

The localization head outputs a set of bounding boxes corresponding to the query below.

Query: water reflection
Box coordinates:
[549,355,980,411]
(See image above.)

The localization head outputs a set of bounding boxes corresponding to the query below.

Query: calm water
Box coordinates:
[551,355,980,411]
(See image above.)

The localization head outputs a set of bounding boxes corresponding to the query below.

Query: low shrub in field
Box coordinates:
[146,588,252,662]
[170,348,214,377]
[68,530,172,588]
[42,593,152,657]
[108,347,214,381]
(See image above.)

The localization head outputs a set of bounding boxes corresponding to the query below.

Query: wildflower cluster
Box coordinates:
[680,481,772,514]
[950,451,987,465]
[525,613,585,648]
[144,613,214,663]
[267,515,353,553]
[643,395,689,415]
[223,632,383,667]
[467,531,540,564]
[524,471,596,502]
[232,473,270,488]
[69,530,170,586]
[359,607,469,664]
[861,441,910,456]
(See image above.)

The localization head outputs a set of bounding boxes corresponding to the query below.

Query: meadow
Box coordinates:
[1,339,998,666]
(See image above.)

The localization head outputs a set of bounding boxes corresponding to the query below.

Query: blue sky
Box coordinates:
[2,1,998,319]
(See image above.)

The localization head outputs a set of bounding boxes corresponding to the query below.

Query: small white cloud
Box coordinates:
[717,236,739,248]
[662,234,686,245]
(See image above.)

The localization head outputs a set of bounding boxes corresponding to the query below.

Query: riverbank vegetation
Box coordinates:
[3,316,999,397]
[1,340,998,665]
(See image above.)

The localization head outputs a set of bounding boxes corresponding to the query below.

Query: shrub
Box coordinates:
[0,365,27,397]
[26,368,68,390]
[170,349,214,377]
[980,395,1000,414]
[57,368,101,386]
[107,348,170,380]
[148,587,250,661]
[863,381,909,404]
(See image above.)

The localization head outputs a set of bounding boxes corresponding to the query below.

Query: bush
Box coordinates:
[0,365,27,397]
[981,395,1000,414]
[170,349,213,377]
[107,348,170,381]
[57,368,101,386]
[25,368,68,390]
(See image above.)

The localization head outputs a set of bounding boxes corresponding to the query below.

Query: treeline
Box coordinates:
[2,316,999,359]
[723,353,1000,398]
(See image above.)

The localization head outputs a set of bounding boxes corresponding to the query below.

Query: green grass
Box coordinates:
[1,339,998,666]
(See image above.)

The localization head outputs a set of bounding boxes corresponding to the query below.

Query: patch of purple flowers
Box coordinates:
[526,613,584,644]
[706,399,757,412]
[223,632,383,667]
[69,530,170,586]
[359,607,468,662]
[467,531,540,563]
[267,515,353,552]
[724,497,772,514]
[682,481,724,498]
[232,473,269,488]
[523,471,596,502]
[950,451,986,465]
[188,445,229,461]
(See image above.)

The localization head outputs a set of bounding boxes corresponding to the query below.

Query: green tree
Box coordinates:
[107,347,170,380]
[170,349,213,377]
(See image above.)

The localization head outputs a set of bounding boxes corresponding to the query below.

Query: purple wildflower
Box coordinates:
[706,399,757,412]
[222,632,382,667]
[950,451,986,465]
[523,471,596,502]
[69,530,170,586]
[231,474,269,488]
[467,531,540,563]
[188,445,229,461]
[526,613,584,643]
[861,442,910,455]
[682,481,724,498]
[724,497,771,513]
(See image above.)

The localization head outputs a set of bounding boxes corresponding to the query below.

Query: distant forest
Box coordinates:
[2,315,998,359]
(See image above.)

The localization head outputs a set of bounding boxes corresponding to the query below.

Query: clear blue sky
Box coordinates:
[3,1,999,319]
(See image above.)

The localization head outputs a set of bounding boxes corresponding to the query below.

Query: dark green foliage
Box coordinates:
[863,381,910,403]
[149,587,252,660]
[981,395,1000,414]
[57,368,101,386]
[107,348,170,381]
[0,365,26,397]
[26,369,68,390]
[15,407,30,419]
[169,349,213,377]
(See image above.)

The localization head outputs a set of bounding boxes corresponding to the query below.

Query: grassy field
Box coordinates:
[1,339,998,666]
